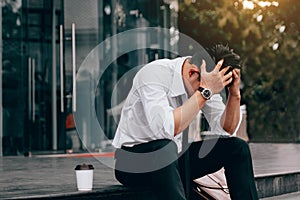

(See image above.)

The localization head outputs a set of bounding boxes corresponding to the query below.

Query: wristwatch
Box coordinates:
[198,87,212,100]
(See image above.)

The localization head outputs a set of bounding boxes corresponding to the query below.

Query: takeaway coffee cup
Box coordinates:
[75,164,94,191]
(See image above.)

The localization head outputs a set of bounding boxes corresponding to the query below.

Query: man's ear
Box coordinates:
[189,68,199,78]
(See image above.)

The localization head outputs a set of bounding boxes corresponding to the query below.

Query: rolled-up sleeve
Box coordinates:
[202,94,242,136]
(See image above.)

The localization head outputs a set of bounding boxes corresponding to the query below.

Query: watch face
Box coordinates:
[198,87,212,99]
[203,89,212,98]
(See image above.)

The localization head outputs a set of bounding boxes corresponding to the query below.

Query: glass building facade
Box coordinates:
[0,0,179,156]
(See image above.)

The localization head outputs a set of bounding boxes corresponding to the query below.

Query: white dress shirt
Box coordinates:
[112,57,241,151]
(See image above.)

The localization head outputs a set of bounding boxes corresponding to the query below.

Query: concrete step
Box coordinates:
[255,171,300,199]
[261,191,300,200]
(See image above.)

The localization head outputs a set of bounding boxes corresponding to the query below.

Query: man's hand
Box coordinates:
[221,68,241,134]
[228,68,241,97]
[200,59,233,94]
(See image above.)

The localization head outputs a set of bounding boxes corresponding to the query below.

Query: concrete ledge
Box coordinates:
[255,171,300,199]
[5,172,299,200]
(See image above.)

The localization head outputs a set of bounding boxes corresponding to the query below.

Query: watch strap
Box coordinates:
[198,87,205,92]
[198,87,212,100]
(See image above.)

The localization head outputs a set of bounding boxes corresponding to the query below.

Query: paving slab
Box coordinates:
[249,143,300,176]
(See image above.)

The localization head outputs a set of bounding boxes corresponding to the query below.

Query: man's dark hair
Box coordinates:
[207,44,241,73]
[207,44,241,87]
[189,44,241,72]
[189,44,242,87]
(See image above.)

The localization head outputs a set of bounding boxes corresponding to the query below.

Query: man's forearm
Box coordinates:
[221,94,241,134]
[173,91,206,136]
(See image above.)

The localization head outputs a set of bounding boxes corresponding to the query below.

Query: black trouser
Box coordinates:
[114,137,259,200]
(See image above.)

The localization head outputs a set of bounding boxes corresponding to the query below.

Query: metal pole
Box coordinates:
[71,23,76,113]
[0,2,3,156]
[52,5,57,150]
[111,0,117,107]
[110,0,118,135]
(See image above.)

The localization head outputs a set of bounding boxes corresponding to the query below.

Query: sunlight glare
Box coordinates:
[242,0,279,10]
[257,14,263,22]
[243,0,255,9]
[279,25,286,33]
[258,1,272,7]
[272,43,279,50]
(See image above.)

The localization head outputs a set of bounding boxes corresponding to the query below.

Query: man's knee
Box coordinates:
[231,137,251,159]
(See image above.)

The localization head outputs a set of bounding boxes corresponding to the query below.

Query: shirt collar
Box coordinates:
[169,56,191,98]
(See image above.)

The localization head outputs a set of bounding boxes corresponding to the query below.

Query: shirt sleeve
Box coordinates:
[201,94,242,136]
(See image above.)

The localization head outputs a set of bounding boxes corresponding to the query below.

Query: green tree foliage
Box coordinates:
[179,0,300,142]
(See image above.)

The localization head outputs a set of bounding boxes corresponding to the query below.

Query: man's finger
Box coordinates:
[224,71,233,81]
[200,59,207,73]
[220,66,231,75]
[214,59,224,71]
[224,77,233,86]
[232,69,240,78]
